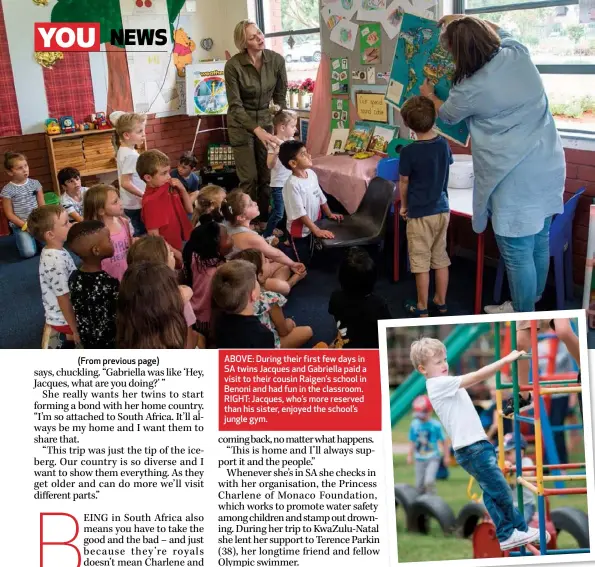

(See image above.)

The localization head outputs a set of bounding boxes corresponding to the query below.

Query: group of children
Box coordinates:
[2,108,396,349]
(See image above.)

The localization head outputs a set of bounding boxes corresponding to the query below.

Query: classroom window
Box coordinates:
[257,0,321,97]
[462,0,595,134]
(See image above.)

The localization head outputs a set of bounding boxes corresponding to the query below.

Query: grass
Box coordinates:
[391,419,589,562]
[550,95,595,119]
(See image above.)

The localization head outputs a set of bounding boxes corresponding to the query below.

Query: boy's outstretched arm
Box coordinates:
[460,350,526,389]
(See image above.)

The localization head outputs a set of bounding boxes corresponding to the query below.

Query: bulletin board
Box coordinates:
[320,1,440,134]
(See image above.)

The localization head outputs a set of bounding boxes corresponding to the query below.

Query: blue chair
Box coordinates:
[377,157,399,182]
[493,188,585,310]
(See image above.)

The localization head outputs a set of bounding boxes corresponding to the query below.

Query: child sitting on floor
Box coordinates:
[138,149,193,265]
[111,111,147,235]
[399,96,452,317]
[117,262,187,349]
[171,151,201,195]
[2,151,45,259]
[328,247,391,349]
[264,110,297,239]
[84,184,133,281]
[27,205,78,347]
[232,248,313,348]
[66,220,118,349]
[127,235,198,349]
[183,214,233,339]
[211,260,275,348]
[58,167,87,223]
[411,337,545,551]
[191,184,227,227]
[278,140,343,263]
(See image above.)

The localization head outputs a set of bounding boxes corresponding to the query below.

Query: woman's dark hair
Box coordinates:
[117,263,186,349]
[231,248,264,278]
[183,214,226,285]
[338,246,377,296]
[442,16,501,85]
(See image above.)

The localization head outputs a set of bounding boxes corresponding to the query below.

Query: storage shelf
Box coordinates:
[48,128,115,140]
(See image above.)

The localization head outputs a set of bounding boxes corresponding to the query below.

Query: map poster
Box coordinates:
[185,62,228,116]
[385,13,469,146]
[331,58,350,94]
[360,23,382,65]
[331,97,349,130]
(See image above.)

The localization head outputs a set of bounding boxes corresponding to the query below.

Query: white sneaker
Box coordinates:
[484,300,514,314]
[527,526,551,545]
[499,528,538,551]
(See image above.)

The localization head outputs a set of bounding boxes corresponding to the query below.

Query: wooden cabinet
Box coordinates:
[45,129,118,193]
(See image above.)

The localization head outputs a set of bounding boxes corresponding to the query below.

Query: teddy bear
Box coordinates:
[173,28,196,78]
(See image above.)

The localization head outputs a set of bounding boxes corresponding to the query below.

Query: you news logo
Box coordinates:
[34,23,168,52]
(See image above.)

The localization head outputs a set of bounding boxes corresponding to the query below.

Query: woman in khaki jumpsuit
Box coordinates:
[224,20,287,224]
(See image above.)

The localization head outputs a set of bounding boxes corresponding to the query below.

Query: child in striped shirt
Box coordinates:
[1,151,44,258]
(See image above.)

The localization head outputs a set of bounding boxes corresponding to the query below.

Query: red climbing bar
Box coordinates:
[544,487,588,496]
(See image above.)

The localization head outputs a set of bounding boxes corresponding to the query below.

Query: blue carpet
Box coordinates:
[1,228,582,349]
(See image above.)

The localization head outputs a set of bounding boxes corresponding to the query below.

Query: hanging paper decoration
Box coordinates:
[34,51,64,68]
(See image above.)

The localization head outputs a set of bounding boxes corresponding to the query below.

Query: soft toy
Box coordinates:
[173,28,196,78]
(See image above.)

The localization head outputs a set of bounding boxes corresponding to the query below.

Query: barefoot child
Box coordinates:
[66,221,119,349]
[410,337,545,550]
[84,184,133,281]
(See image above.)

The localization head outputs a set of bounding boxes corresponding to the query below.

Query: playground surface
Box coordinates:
[392,419,588,562]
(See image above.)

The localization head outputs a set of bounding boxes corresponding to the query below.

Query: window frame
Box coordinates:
[255,0,320,39]
[457,0,595,134]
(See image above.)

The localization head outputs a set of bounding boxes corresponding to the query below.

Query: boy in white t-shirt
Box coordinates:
[111,112,147,236]
[278,140,343,264]
[410,337,545,551]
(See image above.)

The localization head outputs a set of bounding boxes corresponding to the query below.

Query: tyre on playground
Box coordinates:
[408,494,457,535]
[456,501,487,539]
[551,507,590,549]
[394,484,418,518]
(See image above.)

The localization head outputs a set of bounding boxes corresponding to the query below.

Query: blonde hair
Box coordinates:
[192,184,226,226]
[221,189,249,226]
[273,109,297,132]
[114,112,146,143]
[233,19,260,52]
[410,337,447,369]
[27,205,65,242]
[83,183,118,221]
[127,235,169,266]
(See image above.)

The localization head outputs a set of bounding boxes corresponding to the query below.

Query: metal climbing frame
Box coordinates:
[494,320,588,556]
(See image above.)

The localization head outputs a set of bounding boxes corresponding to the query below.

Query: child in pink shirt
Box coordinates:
[84,184,133,281]
[183,214,233,336]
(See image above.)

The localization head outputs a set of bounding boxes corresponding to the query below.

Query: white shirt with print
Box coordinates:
[39,248,77,326]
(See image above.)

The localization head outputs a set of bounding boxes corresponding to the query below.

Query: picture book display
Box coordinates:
[385,13,469,146]
[327,128,350,155]
[344,121,375,153]
[368,124,398,153]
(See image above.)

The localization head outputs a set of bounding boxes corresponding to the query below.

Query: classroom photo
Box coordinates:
[0,0,594,348]
[379,311,593,563]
